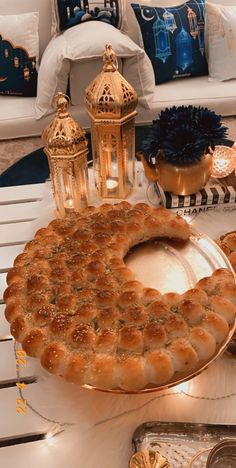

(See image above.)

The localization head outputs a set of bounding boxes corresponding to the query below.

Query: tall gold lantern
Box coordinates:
[42,92,89,218]
[85,44,138,199]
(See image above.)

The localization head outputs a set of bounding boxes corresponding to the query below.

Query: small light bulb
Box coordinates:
[45,423,64,440]
[211,145,236,178]
[174,381,189,394]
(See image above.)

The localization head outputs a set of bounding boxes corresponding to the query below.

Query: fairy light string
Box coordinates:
[14,342,236,430]
[14,341,74,432]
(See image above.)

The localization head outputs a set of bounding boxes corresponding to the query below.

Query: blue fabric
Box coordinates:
[0,35,37,97]
[131,0,208,85]
[56,0,120,31]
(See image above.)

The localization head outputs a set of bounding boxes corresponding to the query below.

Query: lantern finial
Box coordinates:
[103,44,118,72]
[53,92,70,117]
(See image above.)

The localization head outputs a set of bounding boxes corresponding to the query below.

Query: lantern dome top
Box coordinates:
[85,44,138,121]
[42,93,88,154]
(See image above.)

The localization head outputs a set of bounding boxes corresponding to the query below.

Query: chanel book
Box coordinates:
[154,172,236,216]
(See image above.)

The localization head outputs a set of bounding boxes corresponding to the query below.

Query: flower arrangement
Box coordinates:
[142,105,228,166]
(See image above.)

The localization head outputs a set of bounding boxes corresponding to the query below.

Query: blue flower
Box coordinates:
[142,105,228,166]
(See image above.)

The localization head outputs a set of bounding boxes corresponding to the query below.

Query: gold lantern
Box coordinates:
[42,92,89,218]
[85,44,138,199]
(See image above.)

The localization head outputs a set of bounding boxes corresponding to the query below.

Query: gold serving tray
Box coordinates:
[130,421,236,467]
[83,228,236,394]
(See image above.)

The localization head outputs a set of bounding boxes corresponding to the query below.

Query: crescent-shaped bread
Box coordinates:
[216,231,236,273]
[4,202,236,391]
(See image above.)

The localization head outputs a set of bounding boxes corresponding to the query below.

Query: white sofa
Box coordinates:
[1,0,236,140]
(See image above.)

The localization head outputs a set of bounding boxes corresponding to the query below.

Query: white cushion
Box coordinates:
[0,96,88,139]
[35,34,70,119]
[36,21,155,119]
[151,75,236,116]
[0,96,46,139]
[0,0,52,60]
[2,74,236,139]
[206,2,236,81]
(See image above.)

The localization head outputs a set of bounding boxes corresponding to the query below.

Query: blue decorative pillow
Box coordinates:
[0,13,39,97]
[54,0,120,32]
[131,1,208,85]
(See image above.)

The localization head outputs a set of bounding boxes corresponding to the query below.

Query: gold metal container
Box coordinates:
[85,44,138,200]
[206,439,236,467]
[129,450,171,468]
[42,93,89,218]
[140,152,212,196]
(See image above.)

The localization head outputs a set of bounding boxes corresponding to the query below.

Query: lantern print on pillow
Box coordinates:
[0,13,39,97]
[131,0,208,84]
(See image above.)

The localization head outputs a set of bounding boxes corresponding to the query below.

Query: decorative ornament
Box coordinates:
[141,6,156,21]
[187,7,198,39]
[153,17,171,62]
[176,28,193,71]
[211,145,236,178]
[198,19,205,55]
[85,44,137,199]
[42,92,89,218]
[14,56,19,68]
[129,450,171,468]
[23,66,30,81]
[163,10,177,34]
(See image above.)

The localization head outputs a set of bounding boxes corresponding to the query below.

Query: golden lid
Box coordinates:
[85,44,138,121]
[42,93,88,154]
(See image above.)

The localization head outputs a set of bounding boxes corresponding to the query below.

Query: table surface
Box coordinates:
[0,179,236,468]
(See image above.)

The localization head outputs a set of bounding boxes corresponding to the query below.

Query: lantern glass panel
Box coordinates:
[91,119,135,200]
[123,119,135,190]
[50,153,89,218]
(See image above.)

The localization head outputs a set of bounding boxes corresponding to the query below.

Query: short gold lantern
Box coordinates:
[42,92,89,218]
[85,44,138,199]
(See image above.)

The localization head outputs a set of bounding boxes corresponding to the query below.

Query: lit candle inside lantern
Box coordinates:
[106,179,119,190]
[64,198,74,210]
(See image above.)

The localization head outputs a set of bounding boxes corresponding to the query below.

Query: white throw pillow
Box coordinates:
[36,21,155,119]
[35,34,70,118]
[0,12,39,96]
[206,2,236,81]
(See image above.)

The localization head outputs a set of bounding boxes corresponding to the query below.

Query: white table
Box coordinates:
[0,182,236,468]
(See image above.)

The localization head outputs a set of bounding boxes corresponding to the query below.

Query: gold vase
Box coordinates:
[140,152,212,196]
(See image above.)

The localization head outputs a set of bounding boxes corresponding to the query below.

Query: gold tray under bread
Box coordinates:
[83,228,236,394]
